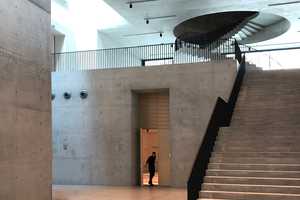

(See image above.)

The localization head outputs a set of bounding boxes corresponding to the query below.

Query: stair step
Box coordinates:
[236,96,300,101]
[202,183,300,194]
[235,96,300,101]
[206,169,300,178]
[208,163,300,171]
[214,145,300,152]
[234,105,300,110]
[210,157,300,164]
[240,86,300,90]
[197,70,300,199]
[218,131,300,137]
[215,140,300,146]
[199,190,300,200]
[212,152,300,158]
[247,22,264,30]
[204,176,300,186]
[219,126,300,132]
[198,198,231,200]
[233,108,300,113]
[217,136,300,142]
[230,120,300,126]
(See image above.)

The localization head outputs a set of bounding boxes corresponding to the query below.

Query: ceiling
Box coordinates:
[100,0,300,50]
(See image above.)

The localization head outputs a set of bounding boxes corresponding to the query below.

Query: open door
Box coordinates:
[140,128,144,186]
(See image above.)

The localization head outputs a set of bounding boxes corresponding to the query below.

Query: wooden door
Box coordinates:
[158,129,171,186]
[140,128,144,186]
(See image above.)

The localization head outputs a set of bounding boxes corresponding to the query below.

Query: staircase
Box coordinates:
[173,46,227,63]
[199,69,300,199]
[245,61,262,71]
[235,21,264,42]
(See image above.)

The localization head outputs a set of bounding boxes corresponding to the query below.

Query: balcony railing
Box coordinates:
[51,38,246,72]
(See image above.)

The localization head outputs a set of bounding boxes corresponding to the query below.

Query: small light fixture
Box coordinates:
[129,3,132,9]
[160,33,162,37]
[171,44,173,48]
[146,19,149,25]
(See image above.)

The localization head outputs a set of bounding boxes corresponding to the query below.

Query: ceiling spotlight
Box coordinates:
[160,33,162,37]
[146,19,149,25]
[129,3,132,9]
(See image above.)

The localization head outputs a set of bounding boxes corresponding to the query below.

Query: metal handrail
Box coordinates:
[238,44,283,69]
[51,38,241,72]
[187,45,246,200]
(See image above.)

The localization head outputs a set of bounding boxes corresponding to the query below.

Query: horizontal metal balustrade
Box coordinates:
[51,38,252,72]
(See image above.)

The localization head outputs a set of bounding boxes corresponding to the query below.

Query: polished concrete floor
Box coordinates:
[143,172,158,185]
[52,185,186,200]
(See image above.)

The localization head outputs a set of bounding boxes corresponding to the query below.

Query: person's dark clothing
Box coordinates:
[147,156,156,167]
[146,156,156,185]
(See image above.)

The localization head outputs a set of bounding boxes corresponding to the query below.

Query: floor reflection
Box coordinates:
[143,172,158,185]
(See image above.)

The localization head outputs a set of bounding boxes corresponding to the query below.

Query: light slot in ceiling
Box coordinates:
[124,31,163,37]
[269,1,300,6]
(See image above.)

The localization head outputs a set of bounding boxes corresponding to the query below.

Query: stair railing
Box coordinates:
[174,12,258,51]
[187,43,246,200]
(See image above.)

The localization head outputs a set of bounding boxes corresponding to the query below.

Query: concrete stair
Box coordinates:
[173,46,228,64]
[245,61,262,71]
[198,69,300,199]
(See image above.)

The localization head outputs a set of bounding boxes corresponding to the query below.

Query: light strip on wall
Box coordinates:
[268,1,300,6]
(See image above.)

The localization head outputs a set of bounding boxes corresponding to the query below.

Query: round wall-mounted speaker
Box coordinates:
[63,90,72,99]
[51,91,56,100]
[80,90,88,99]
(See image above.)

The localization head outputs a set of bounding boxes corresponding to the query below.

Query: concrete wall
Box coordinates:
[0,0,52,199]
[97,32,121,49]
[52,60,237,188]
[130,91,140,186]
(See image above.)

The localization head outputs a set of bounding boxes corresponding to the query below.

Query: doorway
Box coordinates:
[139,91,171,187]
[141,129,159,186]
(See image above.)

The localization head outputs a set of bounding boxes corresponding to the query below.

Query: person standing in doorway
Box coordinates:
[146,152,156,186]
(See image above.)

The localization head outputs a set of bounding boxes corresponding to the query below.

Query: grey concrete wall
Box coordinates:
[52,60,237,188]
[131,91,140,186]
[0,0,52,199]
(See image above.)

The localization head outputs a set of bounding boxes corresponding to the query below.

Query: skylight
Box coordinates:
[52,0,131,30]
[96,1,131,30]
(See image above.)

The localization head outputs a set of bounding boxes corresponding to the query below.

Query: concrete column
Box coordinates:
[0,0,51,199]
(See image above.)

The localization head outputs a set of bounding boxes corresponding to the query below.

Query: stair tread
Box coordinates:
[203,183,300,188]
[198,70,300,198]
[200,190,300,196]
[210,163,300,166]
[207,169,300,173]
[198,199,231,200]
[205,176,300,180]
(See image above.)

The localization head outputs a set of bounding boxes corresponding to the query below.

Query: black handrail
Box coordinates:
[235,40,242,63]
[187,48,246,200]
